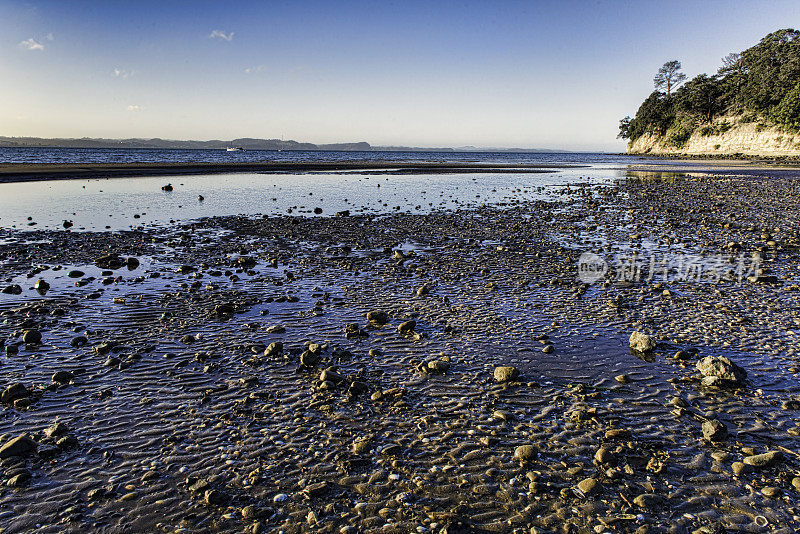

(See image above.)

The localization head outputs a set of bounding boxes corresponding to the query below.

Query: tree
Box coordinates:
[654,60,687,98]
[680,74,723,123]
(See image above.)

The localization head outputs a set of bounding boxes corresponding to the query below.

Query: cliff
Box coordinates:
[628,117,800,157]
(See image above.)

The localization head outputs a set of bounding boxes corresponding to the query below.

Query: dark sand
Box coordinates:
[1,170,800,533]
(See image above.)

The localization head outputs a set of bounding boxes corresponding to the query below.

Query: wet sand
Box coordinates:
[0,162,576,183]
[1,171,800,533]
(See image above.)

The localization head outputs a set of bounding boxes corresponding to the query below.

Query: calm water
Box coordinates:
[0,147,655,165]
[0,148,664,231]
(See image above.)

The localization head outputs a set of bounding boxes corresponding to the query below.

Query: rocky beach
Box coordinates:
[1,168,800,533]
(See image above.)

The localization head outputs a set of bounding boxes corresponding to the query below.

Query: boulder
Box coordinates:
[629,331,656,353]
[696,356,746,385]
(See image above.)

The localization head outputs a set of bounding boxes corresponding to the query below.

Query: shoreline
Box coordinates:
[0,162,579,183]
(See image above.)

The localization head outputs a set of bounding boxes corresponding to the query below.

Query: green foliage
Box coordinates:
[664,118,694,148]
[770,83,800,129]
[622,28,800,142]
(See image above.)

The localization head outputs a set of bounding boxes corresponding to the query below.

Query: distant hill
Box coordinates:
[0,136,567,153]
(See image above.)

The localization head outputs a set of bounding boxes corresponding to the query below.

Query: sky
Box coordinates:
[1,1,799,152]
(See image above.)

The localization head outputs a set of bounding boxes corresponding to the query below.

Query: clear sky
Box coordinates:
[1,0,799,151]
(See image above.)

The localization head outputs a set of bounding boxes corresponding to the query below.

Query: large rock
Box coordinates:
[0,434,37,459]
[696,356,746,385]
[1,383,28,404]
[629,331,656,353]
[366,310,390,325]
[493,366,519,383]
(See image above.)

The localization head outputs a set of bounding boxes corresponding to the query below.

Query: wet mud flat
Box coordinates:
[1,174,800,533]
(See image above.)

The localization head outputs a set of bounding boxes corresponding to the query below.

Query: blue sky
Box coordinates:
[1,0,799,151]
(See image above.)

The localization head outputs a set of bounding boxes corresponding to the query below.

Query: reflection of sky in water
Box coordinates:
[0,167,613,231]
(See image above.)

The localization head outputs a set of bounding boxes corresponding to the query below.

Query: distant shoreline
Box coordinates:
[0,161,580,183]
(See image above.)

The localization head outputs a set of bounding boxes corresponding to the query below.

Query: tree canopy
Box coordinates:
[619,29,800,143]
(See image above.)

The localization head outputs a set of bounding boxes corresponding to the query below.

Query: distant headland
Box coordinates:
[620,29,800,157]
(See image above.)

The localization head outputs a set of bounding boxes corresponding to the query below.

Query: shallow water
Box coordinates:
[0,168,614,231]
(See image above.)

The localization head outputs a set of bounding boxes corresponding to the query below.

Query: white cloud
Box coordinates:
[19,38,44,51]
[126,105,142,112]
[244,65,266,74]
[209,29,234,41]
[113,68,133,79]
[45,33,54,41]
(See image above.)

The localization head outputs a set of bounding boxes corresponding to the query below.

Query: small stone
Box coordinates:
[594,447,614,464]
[791,477,800,491]
[44,422,69,438]
[7,472,32,487]
[494,366,520,383]
[398,320,416,335]
[514,445,536,462]
[22,330,42,344]
[576,477,598,496]
[615,374,630,384]
[52,370,74,385]
[761,487,782,498]
[702,419,728,442]
[367,310,389,326]
[743,451,782,468]
[352,437,372,455]
[633,493,664,509]
[629,331,656,353]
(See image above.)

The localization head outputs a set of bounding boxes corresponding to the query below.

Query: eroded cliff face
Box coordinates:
[628,118,800,156]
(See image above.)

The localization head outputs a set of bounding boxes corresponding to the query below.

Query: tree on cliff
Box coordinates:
[654,60,687,98]
[620,29,800,144]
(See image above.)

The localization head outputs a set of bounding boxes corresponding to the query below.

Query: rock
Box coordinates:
[2,383,29,404]
[576,477,598,496]
[594,446,614,464]
[629,331,656,353]
[702,419,728,442]
[416,284,430,297]
[34,279,50,293]
[614,374,630,384]
[52,370,74,385]
[44,422,69,438]
[426,358,450,374]
[493,366,519,383]
[792,477,800,492]
[352,437,372,455]
[513,445,536,462]
[366,310,390,325]
[2,284,22,295]
[0,434,37,458]
[300,350,320,367]
[204,489,229,506]
[265,325,286,334]
[743,451,782,468]
[633,493,664,509]
[7,471,31,487]
[397,320,416,335]
[761,486,782,498]
[696,356,746,385]
[22,329,42,344]
[731,461,749,477]
[263,342,283,357]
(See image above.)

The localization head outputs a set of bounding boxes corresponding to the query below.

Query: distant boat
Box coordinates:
[226,147,244,152]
